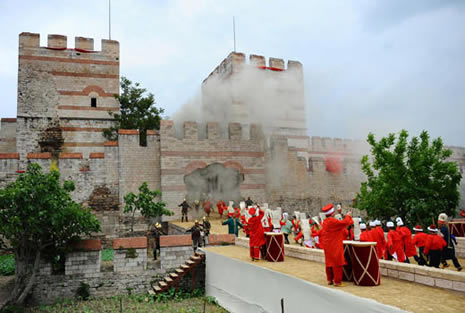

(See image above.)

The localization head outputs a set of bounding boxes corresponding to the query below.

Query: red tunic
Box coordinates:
[311,225,322,249]
[320,215,353,267]
[397,226,417,257]
[203,200,212,215]
[248,215,265,247]
[360,229,375,242]
[412,232,428,248]
[374,227,387,259]
[387,229,405,262]
[424,234,446,255]
[241,215,248,236]
[217,201,225,215]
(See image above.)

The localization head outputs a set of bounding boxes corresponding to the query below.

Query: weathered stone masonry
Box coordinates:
[1,33,465,243]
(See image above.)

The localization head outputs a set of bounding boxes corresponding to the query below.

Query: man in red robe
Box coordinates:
[248,207,265,261]
[203,199,212,217]
[396,217,417,263]
[217,200,226,218]
[319,203,353,287]
[374,220,386,259]
[386,221,405,262]
[424,225,447,268]
[412,225,428,266]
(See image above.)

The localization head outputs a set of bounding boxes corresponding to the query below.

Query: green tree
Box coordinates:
[124,182,173,234]
[104,76,164,145]
[356,130,462,227]
[0,163,101,307]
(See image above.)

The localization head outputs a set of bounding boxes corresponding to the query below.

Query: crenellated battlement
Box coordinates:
[19,32,119,57]
[203,51,303,83]
[160,120,263,141]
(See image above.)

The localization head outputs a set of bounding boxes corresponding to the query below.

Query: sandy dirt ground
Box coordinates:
[205,245,465,313]
[172,216,465,272]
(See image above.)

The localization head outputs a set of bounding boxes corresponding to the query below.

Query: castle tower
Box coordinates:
[201,52,308,153]
[16,32,120,159]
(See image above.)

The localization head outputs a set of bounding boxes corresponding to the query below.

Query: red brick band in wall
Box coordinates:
[0,138,16,142]
[51,71,119,79]
[27,152,52,159]
[118,129,139,135]
[89,152,105,159]
[58,105,119,112]
[161,151,265,157]
[61,127,105,132]
[59,153,83,159]
[73,239,102,251]
[161,169,185,175]
[59,85,117,98]
[104,141,118,147]
[184,161,207,174]
[62,142,104,147]
[19,55,119,66]
[162,185,187,192]
[240,184,266,190]
[112,237,147,249]
[163,184,265,191]
[0,153,20,159]
[0,118,17,123]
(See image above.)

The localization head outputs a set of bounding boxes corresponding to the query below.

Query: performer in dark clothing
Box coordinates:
[178,199,190,222]
[149,223,165,260]
[245,197,253,207]
[438,213,462,271]
[202,216,211,246]
[186,220,202,253]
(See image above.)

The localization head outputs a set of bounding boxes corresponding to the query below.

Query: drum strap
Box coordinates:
[343,245,353,280]
[350,245,380,285]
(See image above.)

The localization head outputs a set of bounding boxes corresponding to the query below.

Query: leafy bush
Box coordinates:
[0,254,15,276]
[101,249,114,262]
[76,282,90,300]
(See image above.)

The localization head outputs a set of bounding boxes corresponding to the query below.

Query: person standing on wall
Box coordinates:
[178,198,190,222]
[319,203,353,287]
[148,222,165,261]
[202,216,211,246]
[245,196,253,207]
[438,213,462,271]
[186,220,202,253]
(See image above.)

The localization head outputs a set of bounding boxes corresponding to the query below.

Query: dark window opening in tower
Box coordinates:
[91,97,97,107]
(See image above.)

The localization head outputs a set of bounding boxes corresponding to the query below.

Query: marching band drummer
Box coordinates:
[319,203,353,287]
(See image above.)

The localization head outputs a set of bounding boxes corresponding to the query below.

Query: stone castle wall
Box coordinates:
[1,32,465,243]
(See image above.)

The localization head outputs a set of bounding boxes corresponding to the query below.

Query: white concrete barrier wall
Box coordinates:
[204,249,404,313]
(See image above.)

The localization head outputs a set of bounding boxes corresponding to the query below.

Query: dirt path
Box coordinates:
[205,245,465,313]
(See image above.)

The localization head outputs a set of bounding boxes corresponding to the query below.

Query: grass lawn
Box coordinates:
[21,293,228,313]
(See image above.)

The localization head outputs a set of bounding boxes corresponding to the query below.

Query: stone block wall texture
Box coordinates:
[2,33,465,244]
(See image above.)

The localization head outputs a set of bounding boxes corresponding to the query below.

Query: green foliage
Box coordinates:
[0,163,101,254]
[22,293,227,313]
[103,76,164,145]
[356,130,462,227]
[76,282,90,301]
[0,254,15,276]
[125,248,138,259]
[123,182,173,234]
[155,287,205,303]
[101,249,114,262]
[0,163,101,304]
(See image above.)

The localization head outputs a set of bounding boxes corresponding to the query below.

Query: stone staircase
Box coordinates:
[148,251,205,296]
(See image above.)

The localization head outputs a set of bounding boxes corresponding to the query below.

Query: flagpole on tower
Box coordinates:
[109,0,112,40]
[233,16,236,52]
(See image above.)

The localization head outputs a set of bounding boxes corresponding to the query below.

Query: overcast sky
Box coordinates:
[1,0,464,146]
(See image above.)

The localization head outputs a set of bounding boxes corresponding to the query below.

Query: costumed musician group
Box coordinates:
[174,196,463,287]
